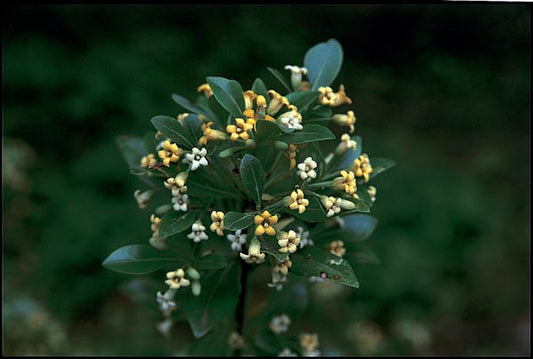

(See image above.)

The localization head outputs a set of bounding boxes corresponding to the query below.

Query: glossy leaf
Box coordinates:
[291,246,359,288]
[102,244,185,275]
[224,211,255,231]
[286,91,319,112]
[279,124,335,144]
[255,120,283,143]
[195,252,228,270]
[304,39,343,91]
[179,261,241,338]
[207,77,245,119]
[342,213,378,241]
[370,157,396,179]
[240,154,266,205]
[150,115,195,148]
[159,211,198,238]
[172,93,208,117]
[116,135,147,168]
[182,114,203,144]
[251,78,269,99]
[266,67,292,93]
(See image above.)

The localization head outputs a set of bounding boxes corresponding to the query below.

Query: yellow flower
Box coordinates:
[318,86,337,106]
[197,83,213,97]
[333,170,357,195]
[209,210,225,236]
[177,113,190,124]
[352,153,373,182]
[277,230,301,254]
[267,90,290,116]
[164,172,188,196]
[335,133,357,155]
[300,333,320,354]
[141,153,157,168]
[328,240,346,257]
[243,90,258,109]
[157,140,181,167]
[155,131,164,140]
[226,118,254,141]
[150,214,161,235]
[199,121,227,145]
[331,110,356,133]
[288,144,298,169]
[368,185,377,203]
[254,210,279,236]
[165,268,190,289]
[286,189,309,214]
[320,196,342,217]
[239,237,265,264]
[332,84,352,106]
[272,257,292,276]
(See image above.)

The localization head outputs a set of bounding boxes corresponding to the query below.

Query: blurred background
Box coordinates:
[2,4,530,356]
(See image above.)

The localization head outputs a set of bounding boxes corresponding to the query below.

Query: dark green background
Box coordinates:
[2,4,530,355]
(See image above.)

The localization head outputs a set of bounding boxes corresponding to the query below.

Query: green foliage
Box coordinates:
[102,244,185,275]
[224,211,255,231]
[304,39,343,91]
[151,115,196,148]
[239,154,266,206]
[207,77,245,118]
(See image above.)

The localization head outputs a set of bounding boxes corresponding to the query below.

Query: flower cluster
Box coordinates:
[106,39,393,356]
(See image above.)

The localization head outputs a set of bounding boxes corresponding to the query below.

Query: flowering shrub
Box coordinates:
[103,39,394,356]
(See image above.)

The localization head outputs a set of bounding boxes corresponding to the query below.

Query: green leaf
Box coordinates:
[240,154,266,205]
[172,93,209,117]
[224,211,255,231]
[255,120,283,143]
[343,198,371,214]
[335,135,362,170]
[278,124,335,144]
[150,115,195,148]
[291,246,359,288]
[159,211,198,238]
[182,114,203,144]
[342,213,378,241]
[102,244,185,275]
[207,95,228,128]
[179,261,241,338]
[188,326,231,356]
[284,195,329,223]
[307,105,332,119]
[286,91,319,112]
[116,135,147,168]
[259,236,288,262]
[356,183,373,204]
[207,77,245,119]
[370,157,396,179]
[304,39,343,91]
[252,78,269,99]
[266,67,292,93]
[195,252,228,270]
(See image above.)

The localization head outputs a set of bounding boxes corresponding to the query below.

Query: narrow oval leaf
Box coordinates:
[240,154,266,205]
[207,77,245,118]
[195,252,228,270]
[279,124,335,144]
[182,114,203,144]
[283,195,329,223]
[224,211,255,231]
[369,157,396,179]
[116,135,147,168]
[291,246,359,288]
[159,211,198,238]
[342,213,378,241]
[172,93,209,117]
[304,39,344,91]
[251,78,269,99]
[255,120,283,143]
[266,67,292,93]
[178,261,241,338]
[150,115,195,148]
[102,244,185,275]
[286,91,319,112]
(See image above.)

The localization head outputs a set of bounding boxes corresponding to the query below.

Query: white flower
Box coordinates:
[270,314,291,334]
[284,65,308,90]
[185,147,208,171]
[187,221,209,243]
[297,226,313,249]
[279,110,303,130]
[278,347,298,357]
[227,230,247,251]
[134,189,154,209]
[320,196,342,217]
[268,271,287,291]
[297,157,317,180]
[171,193,188,211]
[157,290,177,316]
